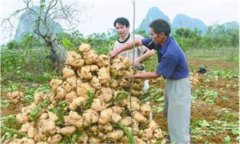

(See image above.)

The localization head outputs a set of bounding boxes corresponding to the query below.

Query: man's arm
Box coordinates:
[134,49,155,65]
[110,39,142,58]
[130,72,160,79]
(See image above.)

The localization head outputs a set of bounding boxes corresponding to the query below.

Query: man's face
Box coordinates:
[150,28,164,44]
[115,23,129,37]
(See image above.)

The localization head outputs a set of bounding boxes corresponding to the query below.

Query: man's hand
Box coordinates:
[109,48,120,59]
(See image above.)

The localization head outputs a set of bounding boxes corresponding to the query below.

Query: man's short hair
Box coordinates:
[114,17,130,27]
[149,19,171,35]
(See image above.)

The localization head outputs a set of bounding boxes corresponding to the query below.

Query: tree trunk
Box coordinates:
[44,35,67,70]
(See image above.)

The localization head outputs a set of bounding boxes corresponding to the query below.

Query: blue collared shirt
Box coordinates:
[142,36,189,79]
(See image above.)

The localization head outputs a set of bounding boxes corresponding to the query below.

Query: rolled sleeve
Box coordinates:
[142,38,155,50]
[156,56,178,78]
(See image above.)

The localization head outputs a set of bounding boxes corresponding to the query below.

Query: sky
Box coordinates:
[0,0,239,44]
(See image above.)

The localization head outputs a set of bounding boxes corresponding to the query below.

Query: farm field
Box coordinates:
[1,55,238,143]
[151,57,239,143]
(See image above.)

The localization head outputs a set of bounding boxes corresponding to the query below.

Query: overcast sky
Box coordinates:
[0,0,239,44]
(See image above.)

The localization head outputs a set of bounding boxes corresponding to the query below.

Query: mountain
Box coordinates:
[138,7,208,34]
[172,14,207,34]
[222,21,239,30]
[138,7,170,32]
[14,6,63,40]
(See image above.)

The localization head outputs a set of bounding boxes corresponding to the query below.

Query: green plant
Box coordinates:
[49,100,68,125]
[193,88,218,104]
[30,99,50,121]
[1,115,24,141]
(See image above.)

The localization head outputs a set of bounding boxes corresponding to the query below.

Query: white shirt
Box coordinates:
[113,33,148,63]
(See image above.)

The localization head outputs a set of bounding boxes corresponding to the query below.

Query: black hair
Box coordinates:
[114,17,130,27]
[149,19,171,35]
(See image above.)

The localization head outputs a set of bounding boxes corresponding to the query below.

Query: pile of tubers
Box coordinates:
[3,44,165,144]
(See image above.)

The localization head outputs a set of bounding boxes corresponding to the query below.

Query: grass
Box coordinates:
[186,47,239,62]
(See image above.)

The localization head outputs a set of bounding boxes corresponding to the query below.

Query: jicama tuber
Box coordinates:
[82,109,99,126]
[69,97,86,110]
[6,91,24,104]
[50,79,63,91]
[98,108,113,124]
[62,67,75,78]
[107,130,124,140]
[66,51,84,68]
[60,126,76,136]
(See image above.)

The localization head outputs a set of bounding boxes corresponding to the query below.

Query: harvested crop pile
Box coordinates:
[2,44,164,144]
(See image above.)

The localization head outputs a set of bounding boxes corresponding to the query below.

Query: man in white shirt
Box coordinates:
[113,17,154,91]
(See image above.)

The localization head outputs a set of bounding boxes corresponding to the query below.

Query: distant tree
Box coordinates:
[1,0,86,70]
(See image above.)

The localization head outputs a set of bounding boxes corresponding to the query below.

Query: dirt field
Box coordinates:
[152,59,239,143]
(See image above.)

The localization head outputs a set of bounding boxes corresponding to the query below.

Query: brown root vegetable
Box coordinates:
[90,65,99,72]
[27,126,37,138]
[47,134,62,144]
[21,103,36,114]
[149,120,158,130]
[142,128,153,141]
[97,55,109,67]
[77,65,92,80]
[111,106,123,114]
[6,91,24,104]
[76,83,95,97]
[69,97,86,110]
[62,67,75,78]
[16,113,29,124]
[98,108,113,124]
[99,87,113,103]
[127,101,140,111]
[133,111,147,123]
[38,119,56,135]
[131,90,142,97]
[119,78,130,88]
[6,138,35,144]
[64,111,83,129]
[88,137,101,144]
[98,67,110,86]
[20,122,34,133]
[83,50,98,65]
[78,132,88,144]
[79,43,91,52]
[121,117,131,127]
[60,126,76,136]
[36,141,48,144]
[135,137,146,144]
[99,123,113,133]
[122,57,132,68]
[66,76,77,87]
[65,91,77,103]
[111,113,122,123]
[153,128,163,139]
[91,98,106,112]
[107,130,124,140]
[62,81,74,92]
[91,76,101,89]
[50,79,63,91]
[66,51,84,68]
[132,83,142,90]
[34,92,46,104]
[140,103,152,116]
[82,109,99,126]
[55,86,66,100]
[110,78,119,88]
[39,113,48,120]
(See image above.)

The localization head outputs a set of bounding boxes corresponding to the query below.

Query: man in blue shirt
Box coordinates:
[110,19,191,143]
